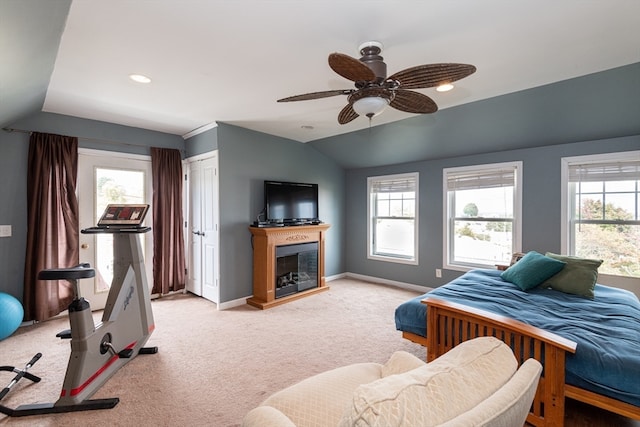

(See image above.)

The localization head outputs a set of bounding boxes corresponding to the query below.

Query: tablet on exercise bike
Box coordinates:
[97,204,149,227]
[82,204,150,233]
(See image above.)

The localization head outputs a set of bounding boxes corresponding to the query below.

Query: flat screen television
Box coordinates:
[264,180,319,224]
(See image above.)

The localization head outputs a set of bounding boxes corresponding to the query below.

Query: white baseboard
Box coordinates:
[325,273,347,282]
[342,272,432,293]
[219,296,251,310]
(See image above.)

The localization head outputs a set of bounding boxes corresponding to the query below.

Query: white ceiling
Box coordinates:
[41,0,640,142]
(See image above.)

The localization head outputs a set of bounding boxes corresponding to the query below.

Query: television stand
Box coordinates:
[247,224,330,309]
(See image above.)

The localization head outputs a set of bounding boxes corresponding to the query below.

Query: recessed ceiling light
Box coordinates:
[436,83,454,92]
[129,74,152,84]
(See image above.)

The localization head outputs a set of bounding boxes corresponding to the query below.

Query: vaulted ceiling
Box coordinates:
[2,0,639,146]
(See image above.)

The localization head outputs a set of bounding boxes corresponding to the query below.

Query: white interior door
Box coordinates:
[78,149,153,310]
[186,153,219,304]
[187,161,203,296]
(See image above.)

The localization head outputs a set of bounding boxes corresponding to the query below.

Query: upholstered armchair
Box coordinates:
[242,336,542,427]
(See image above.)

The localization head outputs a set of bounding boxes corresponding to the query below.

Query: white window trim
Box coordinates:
[367,172,419,265]
[443,161,523,272]
[560,150,640,289]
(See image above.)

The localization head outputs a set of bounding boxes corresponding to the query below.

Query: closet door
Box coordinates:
[187,153,219,304]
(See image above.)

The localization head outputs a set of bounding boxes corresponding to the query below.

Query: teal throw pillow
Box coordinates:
[542,253,603,299]
[500,251,566,291]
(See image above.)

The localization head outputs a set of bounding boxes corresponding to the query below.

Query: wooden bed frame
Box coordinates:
[401,297,640,427]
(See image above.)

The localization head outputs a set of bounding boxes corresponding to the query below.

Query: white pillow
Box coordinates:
[381,351,426,377]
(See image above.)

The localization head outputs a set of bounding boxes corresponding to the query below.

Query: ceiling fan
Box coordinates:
[277,41,476,124]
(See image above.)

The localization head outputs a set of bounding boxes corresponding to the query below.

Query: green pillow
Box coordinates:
[543,253,603,299]
[500,251,566,291]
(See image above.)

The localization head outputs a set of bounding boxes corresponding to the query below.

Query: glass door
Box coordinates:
[78,150,152,309]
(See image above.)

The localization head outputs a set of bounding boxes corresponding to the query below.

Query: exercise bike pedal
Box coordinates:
[56,329,72,339]
[139,346,158,355]
[117,349,134,359]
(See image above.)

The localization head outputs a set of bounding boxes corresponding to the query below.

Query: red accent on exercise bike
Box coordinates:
[60,342,138,398]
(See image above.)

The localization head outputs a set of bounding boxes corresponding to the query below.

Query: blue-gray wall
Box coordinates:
[0,130,29,300]
[12,112,184,155]
[185,126,218,157]
[215,123,345,302]
[345,135,640,288]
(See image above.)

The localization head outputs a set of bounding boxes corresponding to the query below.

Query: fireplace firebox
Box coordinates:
[275,242,318,298]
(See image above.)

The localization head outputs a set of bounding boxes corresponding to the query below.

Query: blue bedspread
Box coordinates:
[394,269,640,407]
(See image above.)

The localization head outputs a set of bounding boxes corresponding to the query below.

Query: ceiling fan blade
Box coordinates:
[388,63,476,89]
[389,89,438,114]
[329,53,376,82]
[338,103,359,124]
[277,89,351,102]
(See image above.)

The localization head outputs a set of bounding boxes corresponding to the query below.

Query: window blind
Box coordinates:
[569,160,640,182]
[447,167,515,191]
[370,176,416,193]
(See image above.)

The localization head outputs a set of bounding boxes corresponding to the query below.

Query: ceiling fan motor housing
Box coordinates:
[359,41,387,82]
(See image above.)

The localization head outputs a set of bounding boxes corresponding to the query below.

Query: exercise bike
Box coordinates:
[0,221,157,417]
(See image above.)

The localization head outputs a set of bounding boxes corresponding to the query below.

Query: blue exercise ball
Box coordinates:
[0,292,23,340]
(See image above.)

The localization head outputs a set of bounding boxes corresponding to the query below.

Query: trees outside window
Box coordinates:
[563,152,640,278]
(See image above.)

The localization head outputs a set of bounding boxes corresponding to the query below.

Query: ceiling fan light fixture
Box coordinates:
[352,96,389,118]
[129,74,152,84]
[436,83,454,92]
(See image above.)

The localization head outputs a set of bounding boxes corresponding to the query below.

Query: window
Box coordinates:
[368,173,418,264]
[562,152,640,279]
[444,162,522,270]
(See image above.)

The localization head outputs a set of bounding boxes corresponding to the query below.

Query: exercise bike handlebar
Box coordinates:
[37,263,96,281]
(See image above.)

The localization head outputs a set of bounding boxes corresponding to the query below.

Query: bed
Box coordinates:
[394,268,640,427]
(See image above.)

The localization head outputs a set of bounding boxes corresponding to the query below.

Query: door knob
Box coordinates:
[81,243,89,249]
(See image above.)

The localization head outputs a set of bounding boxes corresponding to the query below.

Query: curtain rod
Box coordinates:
[2,126,163,151]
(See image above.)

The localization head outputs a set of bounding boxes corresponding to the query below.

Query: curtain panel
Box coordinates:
[150,147,186,294]
[23,132,79,321]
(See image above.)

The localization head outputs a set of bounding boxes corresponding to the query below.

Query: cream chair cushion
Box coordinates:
[250,351,425,427]
[338,336,517,427]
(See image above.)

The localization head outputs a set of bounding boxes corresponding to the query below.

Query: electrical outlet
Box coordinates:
[435,269,442,278]
[0,225,11,237]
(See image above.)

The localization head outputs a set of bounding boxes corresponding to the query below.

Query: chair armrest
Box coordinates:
[242,406,297,427]
[439,358,542,427]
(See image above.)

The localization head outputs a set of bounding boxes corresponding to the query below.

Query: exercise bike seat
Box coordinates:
[38,263,96,281]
